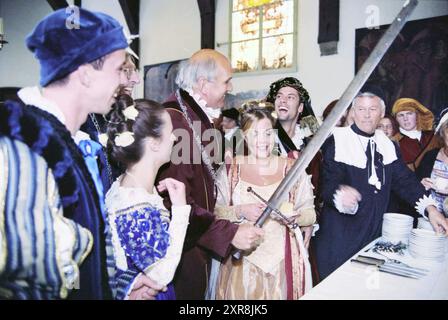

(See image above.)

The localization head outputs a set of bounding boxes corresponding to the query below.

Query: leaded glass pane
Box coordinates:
[231,39,259,72]
[262,34,293,70]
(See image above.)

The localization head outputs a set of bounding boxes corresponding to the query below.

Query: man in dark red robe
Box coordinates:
[157,49,263,300]
[392,98,441,171]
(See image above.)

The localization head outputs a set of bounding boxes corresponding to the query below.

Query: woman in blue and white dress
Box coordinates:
[105,96,190,300]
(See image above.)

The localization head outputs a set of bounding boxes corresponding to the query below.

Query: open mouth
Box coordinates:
[256,145,270,152]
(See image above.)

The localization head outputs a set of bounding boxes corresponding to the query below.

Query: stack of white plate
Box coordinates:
[409,228,447,262]
[381,213,414,244]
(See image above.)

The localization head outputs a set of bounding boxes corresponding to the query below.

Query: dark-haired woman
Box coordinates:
[377,114,399,138]
[212,101,317,300]
[105,96,190,300]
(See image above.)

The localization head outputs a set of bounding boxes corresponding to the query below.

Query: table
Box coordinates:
[301,238,448,300]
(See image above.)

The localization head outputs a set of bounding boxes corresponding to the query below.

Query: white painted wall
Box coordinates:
[139,0,201,98]
[1,0,447,116]
[140,0,200,65]
[0,0,129,89]
[0,0,53,88]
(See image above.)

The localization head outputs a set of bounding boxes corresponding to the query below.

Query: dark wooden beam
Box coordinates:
[197,0,215,49]
[318,0,340,56]
[119,0,140,68]
[46,0,69,10]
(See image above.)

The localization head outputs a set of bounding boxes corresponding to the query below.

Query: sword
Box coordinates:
[246,187,299,229]
[233,0,419,259]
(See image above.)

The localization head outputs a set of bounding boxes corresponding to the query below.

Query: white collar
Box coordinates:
[276,124,311,155]
[18,86,89,144]
[224,127,238,140]
[290,124,312,147]
[332,126,397,168]
[18,86,66,124]
[188,90,221,122]
[399,127,422,140]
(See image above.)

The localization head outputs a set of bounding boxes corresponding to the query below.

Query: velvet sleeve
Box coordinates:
[390,144,430,215]
[158,109,238,259]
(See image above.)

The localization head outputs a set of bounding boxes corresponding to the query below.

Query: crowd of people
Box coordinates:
[0,8,447,300]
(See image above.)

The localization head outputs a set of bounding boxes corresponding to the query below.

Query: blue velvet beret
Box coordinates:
[26,8,128,87]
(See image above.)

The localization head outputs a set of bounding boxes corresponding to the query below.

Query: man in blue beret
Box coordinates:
[0,7,161,299]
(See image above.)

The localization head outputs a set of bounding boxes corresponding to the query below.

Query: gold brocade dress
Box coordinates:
[214,159,316,300]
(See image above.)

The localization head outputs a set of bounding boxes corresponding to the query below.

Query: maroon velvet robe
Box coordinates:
[158,89,238,299]
[393,130,441,171]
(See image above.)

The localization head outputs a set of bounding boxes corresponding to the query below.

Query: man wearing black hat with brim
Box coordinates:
[266,77,318,155]
[266,77,321,283]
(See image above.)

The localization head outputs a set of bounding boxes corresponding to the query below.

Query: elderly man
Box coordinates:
[0,8,158,299]
[314,92,448,280]
[158,49,263,299]
[392,98,440,171]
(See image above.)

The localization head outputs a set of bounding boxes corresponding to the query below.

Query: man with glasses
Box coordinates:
[81,53,141,190]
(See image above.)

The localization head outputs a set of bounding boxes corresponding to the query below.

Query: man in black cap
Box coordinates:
[0,8,160,299]
[220,107,244,162]
[266,77,318,155]
[266,77,321,280]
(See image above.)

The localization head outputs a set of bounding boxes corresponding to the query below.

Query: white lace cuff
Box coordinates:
[333,189,359,215]
[312,223,320,237]
[415,195,438,219]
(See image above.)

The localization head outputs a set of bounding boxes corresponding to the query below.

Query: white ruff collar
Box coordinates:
[399,127,422,141]
[188,90,221,121]
[332,126,397,169]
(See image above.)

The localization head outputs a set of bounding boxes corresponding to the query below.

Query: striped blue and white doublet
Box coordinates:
[0,136,93,299]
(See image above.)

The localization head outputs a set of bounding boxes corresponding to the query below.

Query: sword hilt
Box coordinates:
[232,186,298,260]
[246,187,297,228]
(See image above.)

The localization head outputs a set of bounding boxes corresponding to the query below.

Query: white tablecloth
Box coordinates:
[302,238,448,300]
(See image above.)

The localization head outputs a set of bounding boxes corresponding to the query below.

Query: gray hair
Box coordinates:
[175,55,220,92]
[352,91,386,111]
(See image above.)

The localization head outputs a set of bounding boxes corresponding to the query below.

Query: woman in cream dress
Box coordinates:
[212,101,317,300]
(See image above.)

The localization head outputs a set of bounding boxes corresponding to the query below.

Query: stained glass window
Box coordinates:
[230,0,296,73]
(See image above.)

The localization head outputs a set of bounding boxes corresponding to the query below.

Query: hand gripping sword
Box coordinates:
[233,0,419,259]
